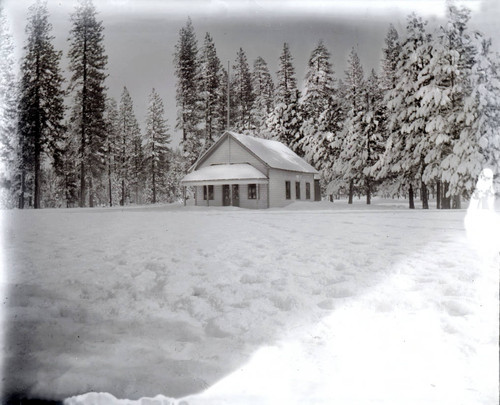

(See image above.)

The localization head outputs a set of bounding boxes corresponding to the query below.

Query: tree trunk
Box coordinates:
[89,175,94,207]
[452,195,461,209]
[121,178,125,206]
[441,181,451,209]
[34,143,41,209]
[421,180,429,209]
[152,170,156,204]
[108,166,112,207]
[436,180,441,209]
[19,170,25,209]
[409,183,415,209]
[348,179,354,204]
[366,176,371,205]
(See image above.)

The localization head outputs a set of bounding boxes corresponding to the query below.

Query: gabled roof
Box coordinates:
[193,131,318,174]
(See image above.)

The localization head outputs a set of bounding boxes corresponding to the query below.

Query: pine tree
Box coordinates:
[0,5,18,207]
[117,87,140,205]
[68,0,108,208]
[275,43,297,105]
[144,88,171,204]
[267,43,302,149]
[373,24,401,197]
[379,14,432,209]
[130,134,145,204]
[333,48,365,204]
[104,97,120,206]
[174,17,201,163]
[18,0,65,209]
[199,33,223,149]
[419,5,478,208]
[232,48,254,131]
[380,24,401,92]
[251,56,274,136]
[360,70,387,204]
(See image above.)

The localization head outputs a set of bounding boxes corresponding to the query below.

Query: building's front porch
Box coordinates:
[180,164,269,209]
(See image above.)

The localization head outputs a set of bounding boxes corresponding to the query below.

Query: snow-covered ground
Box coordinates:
[1,198,498,404]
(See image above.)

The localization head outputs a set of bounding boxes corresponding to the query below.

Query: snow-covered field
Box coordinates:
[1,199,498,404]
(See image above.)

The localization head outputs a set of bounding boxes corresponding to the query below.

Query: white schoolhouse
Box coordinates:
[180,131,320,208]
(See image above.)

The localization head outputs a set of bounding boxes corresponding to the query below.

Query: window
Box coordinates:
[248,184,257,199]
[296,181,301,199]
[306,182,311,199]
[203,185,214,200]
[285,181,291,199]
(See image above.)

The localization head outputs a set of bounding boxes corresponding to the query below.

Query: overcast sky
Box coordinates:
[3,0,500,146]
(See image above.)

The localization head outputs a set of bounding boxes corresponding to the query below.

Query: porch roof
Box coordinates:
[180,163,268,186]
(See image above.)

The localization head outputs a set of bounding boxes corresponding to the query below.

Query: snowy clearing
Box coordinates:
[1,199,498,404]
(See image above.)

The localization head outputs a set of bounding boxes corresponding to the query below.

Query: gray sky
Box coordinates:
[3,0,500,146]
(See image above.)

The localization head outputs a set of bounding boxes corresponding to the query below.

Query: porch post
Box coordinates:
[229,183,233,206]
[183,186,186,206]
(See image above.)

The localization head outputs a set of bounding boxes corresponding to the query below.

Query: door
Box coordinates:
[231,184,240,207]
[223,185,231,206]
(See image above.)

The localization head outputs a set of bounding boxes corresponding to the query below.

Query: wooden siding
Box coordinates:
[268,168,316,208]
[195,184,268,208]
[198,136,267,175]
[239,183,268,209]
[195,185,223,206]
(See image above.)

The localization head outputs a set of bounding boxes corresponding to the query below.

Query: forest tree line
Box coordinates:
[0,0,499,209]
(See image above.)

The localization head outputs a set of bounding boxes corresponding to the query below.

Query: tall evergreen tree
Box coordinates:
[267,43,302,148]
[144,88,171,204]
[380,24,401,92]
[300,41,336,125]
[333,48,365,204]
[419,5,477,208]
[18,0,65,209]
[232,48,254,131]
[251,56,274,136]
[459,34,500,191]
[379,14,433,209]
[0,5,18,207]
[68,0,108,208]
[199,33,223,149]
[116,87,140,206]
[275,43,297,104]
[104,97,120,206]
[299,40,339,174]
[174,17,201,163]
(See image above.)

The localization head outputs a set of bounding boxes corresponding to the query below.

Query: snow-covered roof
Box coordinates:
[227,132,318,174]
[180,163,268,185]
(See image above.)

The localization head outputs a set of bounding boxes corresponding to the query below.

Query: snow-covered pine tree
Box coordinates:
[117,87,140,206]
[266,43,302,149]
[333,48,365,204]
[174,17,202,164]
[373,24,401,197]
[251,56,274,137]
[18,0,65,209]
[419,5,478,208]
[199,33,223,150]
[0,6,18,207]
[130,133,145,204]
[299,41,336,157]
[58,108,80,208]
[144,88,171,204]
[360,70,387,204]
[217,65,230,134]
[380,14,432,209]
[104,97,120,206]
[380,24,401,93]
[445,30,500,198]
[68,0,108,208]
[232,48,254,132]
